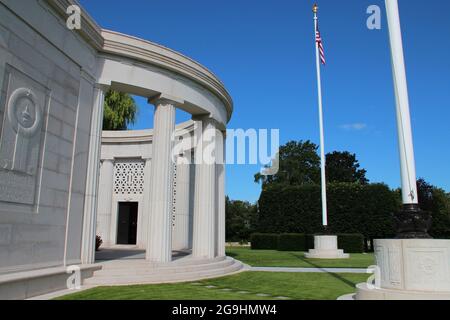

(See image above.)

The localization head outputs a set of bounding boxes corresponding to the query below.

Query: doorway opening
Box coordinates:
[116,202,138,245]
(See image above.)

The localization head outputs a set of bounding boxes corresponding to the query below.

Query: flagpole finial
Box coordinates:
[313,4,318,14]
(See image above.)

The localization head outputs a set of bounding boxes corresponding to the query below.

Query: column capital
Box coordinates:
[192,115,226,132]
[148,93,184,107]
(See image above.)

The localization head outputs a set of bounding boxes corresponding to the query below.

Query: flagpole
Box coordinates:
[385,0,431,238]
[313,4,328,227]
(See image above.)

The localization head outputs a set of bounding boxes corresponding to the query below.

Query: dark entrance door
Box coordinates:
[117,202,138,245]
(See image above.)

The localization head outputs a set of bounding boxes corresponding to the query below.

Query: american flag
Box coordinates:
[316,26,326,65]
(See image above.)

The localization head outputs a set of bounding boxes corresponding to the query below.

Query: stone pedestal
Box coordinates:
[355,239,450,300]
[305,235,349,259]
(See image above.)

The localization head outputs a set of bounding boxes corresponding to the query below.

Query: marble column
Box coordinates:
[172,155,191,251]
[81,86,106,264]
[192,117,217,259]
[146,98,176,263]
[216,131,226,257]
[97,158,114,245]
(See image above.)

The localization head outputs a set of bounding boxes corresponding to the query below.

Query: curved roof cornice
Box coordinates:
[44,0,233,121]
[101,30,233,121]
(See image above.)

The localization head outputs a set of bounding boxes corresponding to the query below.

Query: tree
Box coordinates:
[325,151,368,184]
[416,178,450,238]
[103,89,137,130]
[254,140,320,189]
[225,197,258,242]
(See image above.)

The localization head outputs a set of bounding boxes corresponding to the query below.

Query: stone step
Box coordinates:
[97,255,226,270]
[83,259,244,286]
[93,262,242,285]
[92,258,235,277]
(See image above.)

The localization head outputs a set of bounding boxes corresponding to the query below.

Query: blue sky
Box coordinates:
[80,0,450,203]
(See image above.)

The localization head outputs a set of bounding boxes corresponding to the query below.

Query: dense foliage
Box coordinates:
[254,140,320,189]
[416,179,450,238]
[250,233,279,250]
[254,141,368,189]
[225,197,258,242]
[249,233,365,253]
[335,234,365,253]
[103,89,137,130]
[325,151,368,184]
[257,183,399,241]
[278,234,307,251]
[231,139,450,247]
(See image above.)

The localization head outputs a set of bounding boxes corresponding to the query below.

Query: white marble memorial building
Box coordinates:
[0,0,241,299]
[97,122,198,253]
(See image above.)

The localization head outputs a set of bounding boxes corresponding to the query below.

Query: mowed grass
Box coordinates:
[58,271,369,300]
[226,247,374,268]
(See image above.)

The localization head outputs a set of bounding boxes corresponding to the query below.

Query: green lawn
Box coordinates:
[226,247,374,268]
[58,271,369,300]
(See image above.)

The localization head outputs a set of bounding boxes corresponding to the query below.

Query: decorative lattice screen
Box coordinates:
[113,160,145,195]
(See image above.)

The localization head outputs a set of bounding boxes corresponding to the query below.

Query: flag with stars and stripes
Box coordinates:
[316,26,326,65]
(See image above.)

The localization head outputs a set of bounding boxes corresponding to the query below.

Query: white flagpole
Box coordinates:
[385,0,418,205]
[313,4,328,227]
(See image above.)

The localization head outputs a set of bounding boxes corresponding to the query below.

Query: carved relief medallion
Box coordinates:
[0,65,48,206]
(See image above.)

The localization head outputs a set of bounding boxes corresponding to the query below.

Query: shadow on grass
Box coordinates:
[226,251,238,258]
[288,252,361,288]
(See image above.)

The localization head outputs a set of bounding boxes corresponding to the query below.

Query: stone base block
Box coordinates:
[0,264,101,300]
[355,282,450,300]
[305,235,349,259]
[305,249,349,259]
[355,239,450,300]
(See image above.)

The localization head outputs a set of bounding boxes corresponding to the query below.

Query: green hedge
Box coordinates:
[257,183,399,241]
[306,234,315,250]
[278,233,307,251]
[337,233,364,253]
[250,233,364,253]
[250,233,279,250]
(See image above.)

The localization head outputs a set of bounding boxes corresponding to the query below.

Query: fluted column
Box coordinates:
[172,155,191,251]
[81,86,106,264]
[192,117,216,259]
[146,98,176,263]
[216,131,226,257]
[97,158,114,246]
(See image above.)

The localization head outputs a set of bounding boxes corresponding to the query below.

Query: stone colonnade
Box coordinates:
[93,93,226,264]
[146,97,226,263]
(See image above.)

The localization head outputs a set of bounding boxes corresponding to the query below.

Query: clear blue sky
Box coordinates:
[80,0,450,203]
